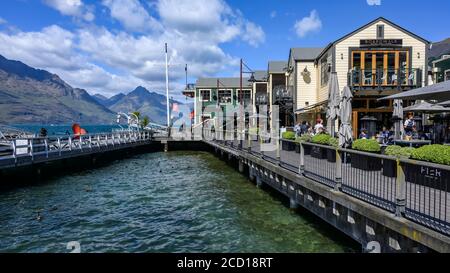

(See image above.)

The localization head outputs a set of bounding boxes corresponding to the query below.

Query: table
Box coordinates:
[393,139,432,148]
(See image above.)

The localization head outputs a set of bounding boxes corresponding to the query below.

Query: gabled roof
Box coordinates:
[290,48,324,61]
[196,77,252,88]
[316,17,430,60]
[268,61,287,74]
[253,70,268,82]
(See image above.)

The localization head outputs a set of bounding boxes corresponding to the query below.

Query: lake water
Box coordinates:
[0,151,359,253]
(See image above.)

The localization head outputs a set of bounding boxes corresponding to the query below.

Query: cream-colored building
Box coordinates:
[292,17,430,137]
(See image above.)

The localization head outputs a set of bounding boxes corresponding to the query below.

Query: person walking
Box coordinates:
[404,112,415,140]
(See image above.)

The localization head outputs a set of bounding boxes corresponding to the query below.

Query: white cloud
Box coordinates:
[101,0,162,32]
[0,0,264,97]
[294,10,322,38]
[0,17,6,25]
[367,0,382,5]
[44,0,95,21]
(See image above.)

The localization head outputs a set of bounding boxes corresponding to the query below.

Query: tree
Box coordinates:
[141,116,150,129]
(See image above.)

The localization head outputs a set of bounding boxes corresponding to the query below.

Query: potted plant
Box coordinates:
[351,139,381,171]
[327,138,339,163]
[296,134,312,155]
[310,134,331,159]
[405,145,450,190]
[281,131,296,151]
[382,146,415,177]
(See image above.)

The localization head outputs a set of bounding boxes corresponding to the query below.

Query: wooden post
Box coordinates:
[395,159,406,217]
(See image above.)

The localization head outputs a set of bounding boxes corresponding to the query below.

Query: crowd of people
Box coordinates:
[292,112,430,145]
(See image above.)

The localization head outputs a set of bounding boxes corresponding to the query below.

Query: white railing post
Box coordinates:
[68,137,72,151]
[395,160,406,217]
[57,138,61,156]
[44,138,49,158]
[89,135,92,149]
[12,140,17,164]
[29,139,34,161]
[335,149,342,191]
[299,142,305,174]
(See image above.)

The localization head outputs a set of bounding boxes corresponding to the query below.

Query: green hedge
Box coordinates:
[296,134,312,143]
[384,145,415,158]
[411,145,450,165]
[311,134,331,145]
[282,131,296,140]
[328,138,339,148]
[351,139,381,153]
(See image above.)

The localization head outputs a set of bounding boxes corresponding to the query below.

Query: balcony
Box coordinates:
[273,85,293,104]
[349,68,422,92]
[182,83,196,98]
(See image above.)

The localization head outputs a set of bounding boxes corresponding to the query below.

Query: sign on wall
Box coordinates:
[360,39,403,47]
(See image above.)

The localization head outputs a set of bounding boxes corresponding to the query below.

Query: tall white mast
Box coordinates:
[165,43,170,127]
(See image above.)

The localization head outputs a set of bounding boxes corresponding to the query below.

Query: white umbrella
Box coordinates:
[338,86,353,148]
[326,72,340,137]
[393,99,404,140]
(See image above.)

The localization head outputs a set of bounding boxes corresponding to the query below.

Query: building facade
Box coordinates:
[293,17,430,138]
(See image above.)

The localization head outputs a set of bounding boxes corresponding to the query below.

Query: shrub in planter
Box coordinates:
[297,134,312,155]
[309,134,330,159]
[351,139,381,171]
[382,146,415,177]
[327,138,339,163]
[281,131,296,151]
[405,145,450,190]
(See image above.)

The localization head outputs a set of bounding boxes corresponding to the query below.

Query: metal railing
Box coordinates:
[0,131,153,167]
[203,127,450,236]
[349,68,421,90]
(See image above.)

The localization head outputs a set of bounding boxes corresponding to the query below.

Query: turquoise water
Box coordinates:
[0,151,358,253]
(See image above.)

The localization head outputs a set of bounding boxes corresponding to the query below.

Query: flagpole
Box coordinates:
[165,43,170,128]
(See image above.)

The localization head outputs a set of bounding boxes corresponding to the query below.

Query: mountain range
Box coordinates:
[0,54,181,125]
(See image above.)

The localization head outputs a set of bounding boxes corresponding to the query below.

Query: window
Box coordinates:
[199,89,211,101]
[376,25,384,39]
[218,89,232,104]
[237,89,252,104]
[320,55,329,86]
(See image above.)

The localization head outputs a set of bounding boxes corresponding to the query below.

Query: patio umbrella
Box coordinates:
[338,86,353,148]
[404,101,450,113]
[326,72,340,137]
[393,99,404,140]
[438,100,450,106]
[379,80,450,102]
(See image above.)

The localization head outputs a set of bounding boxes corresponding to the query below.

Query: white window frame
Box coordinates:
[199,89,212,102]
[218,89,233,105]
[236,89,252,103]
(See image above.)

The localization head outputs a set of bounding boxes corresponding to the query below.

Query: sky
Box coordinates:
[0,0,449,100]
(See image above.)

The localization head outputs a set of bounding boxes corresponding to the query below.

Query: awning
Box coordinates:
[295,100,328,114]
[379,81,450,101]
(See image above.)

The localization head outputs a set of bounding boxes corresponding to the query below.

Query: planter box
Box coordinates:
[295,143,301,154]
[351,152,382,171]
[311,146,327,159]
[303,144,311,155]
[282,140,295,151]
[382,159,397,178]
[404,162,449,191]
[327,149,336,163]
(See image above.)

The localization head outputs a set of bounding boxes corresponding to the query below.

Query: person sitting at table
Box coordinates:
[411,125,419,140]
[359,129,368,139]
[404,112,415,140]
[379,126,390,144]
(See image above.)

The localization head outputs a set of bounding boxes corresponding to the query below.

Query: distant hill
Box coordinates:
[103,86,182,126]
[93,92,126,108]
[0,54,115,124]
[429,38,450,65]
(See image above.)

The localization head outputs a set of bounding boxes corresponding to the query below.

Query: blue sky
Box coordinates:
[0,0,449,99]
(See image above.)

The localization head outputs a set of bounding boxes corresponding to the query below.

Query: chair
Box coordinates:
[363,72,372,85]
[391,74,397,85]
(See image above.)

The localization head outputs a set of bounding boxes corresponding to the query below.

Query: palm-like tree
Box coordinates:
[141,116,150,129]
